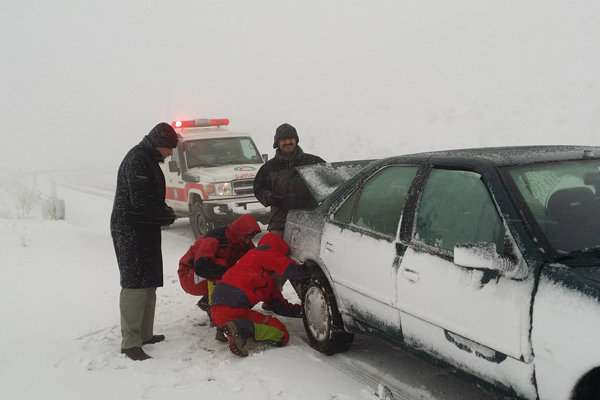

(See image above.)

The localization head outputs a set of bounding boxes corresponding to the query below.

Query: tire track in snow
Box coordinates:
[301,338,420,400]
[299,335,509,400]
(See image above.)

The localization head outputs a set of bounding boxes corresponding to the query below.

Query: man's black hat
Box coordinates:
[273,123,299,149]
[147,122,179,148]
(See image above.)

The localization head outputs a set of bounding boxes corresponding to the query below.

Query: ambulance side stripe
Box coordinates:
[166,187,176,200]
[166,183,209,202]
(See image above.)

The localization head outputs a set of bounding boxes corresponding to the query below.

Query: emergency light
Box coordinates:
[172,118,230,128]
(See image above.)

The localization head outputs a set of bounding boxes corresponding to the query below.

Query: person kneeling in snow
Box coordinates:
[210,233,308,357]
[177,214,261,340]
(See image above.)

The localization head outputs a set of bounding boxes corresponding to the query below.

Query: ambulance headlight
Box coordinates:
[214,182,233,196]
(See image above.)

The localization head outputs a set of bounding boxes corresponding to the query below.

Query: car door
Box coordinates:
[320,164,418,334]
[396,167,536,362]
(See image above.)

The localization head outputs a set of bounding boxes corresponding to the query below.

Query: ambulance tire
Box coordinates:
[190,203,209,238]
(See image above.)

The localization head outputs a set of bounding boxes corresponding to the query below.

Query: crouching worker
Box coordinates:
[177,214,261,340]
[210,233,309,357]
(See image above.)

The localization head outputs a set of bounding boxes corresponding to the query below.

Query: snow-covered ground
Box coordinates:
[3,2,599,397]
[0,170,509,400]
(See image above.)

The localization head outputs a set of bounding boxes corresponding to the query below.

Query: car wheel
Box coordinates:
[190,203,209,238]
[573,368,600,400]
[302,271,354,355]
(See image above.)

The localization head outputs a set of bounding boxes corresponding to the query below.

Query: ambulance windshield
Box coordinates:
[183,137,263,168]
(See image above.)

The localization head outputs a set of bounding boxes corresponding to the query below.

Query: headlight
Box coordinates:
[214,182,233,196]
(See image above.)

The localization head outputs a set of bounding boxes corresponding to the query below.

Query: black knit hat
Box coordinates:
[147,122,179,148]
[273,123,299,149]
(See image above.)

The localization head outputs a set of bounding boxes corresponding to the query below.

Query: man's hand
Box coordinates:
[162,206,176,226]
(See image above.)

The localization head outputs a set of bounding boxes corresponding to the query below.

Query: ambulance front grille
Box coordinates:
[233,179,255,196]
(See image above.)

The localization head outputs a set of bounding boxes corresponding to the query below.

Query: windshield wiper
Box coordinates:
[214,159,262,166]
[189,163,218,168]
[554,246,600,262]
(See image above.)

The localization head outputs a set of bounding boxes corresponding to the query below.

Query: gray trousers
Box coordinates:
[120,287,157,349]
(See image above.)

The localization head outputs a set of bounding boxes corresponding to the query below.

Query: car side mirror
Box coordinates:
[454,242,527,279]
[262,153,269,163]
[168,160,179,173]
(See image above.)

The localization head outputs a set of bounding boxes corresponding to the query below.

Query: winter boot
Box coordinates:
[197,296,209,311]
[142,334,165,345]
[223,321,248,357]
[215,327,227,342]
[121,346,152,361]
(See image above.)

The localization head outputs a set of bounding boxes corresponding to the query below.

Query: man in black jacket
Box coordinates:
[110,122,178,361]
[253,123,325,236]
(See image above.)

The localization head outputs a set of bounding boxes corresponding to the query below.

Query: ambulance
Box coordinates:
[161,118,269,237]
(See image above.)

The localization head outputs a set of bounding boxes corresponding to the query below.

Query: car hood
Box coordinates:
[296,160,374,203]
[578,267,600,284]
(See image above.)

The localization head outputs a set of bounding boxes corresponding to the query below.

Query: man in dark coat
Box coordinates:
[110,122,178,361]
[253,123,325,236]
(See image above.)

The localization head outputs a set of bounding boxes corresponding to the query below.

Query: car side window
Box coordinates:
[415,169,505,253]
[333,166,418,236]
[333,190,359,224]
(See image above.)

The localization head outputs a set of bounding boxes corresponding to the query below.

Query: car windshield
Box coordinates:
[182,137,263,168]
[507,159,600,258]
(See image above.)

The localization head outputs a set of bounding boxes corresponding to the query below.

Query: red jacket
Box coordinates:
[178,214,261,295]
[212,233,306,315]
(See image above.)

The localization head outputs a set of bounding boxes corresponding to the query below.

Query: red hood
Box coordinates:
[225,214,261,247]
[257,232,290,256]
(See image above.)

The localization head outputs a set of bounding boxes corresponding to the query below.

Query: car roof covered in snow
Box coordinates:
[384,145,600,168]
[298,146,600,204]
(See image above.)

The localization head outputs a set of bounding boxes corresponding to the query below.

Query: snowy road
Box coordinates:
[1,170,511,400]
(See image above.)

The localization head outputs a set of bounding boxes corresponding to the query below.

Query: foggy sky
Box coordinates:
[2,0,600,175]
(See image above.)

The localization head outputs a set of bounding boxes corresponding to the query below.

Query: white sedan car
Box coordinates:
[285,146,600,400]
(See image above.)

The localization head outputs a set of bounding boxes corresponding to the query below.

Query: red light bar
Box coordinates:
[171,118,230,128]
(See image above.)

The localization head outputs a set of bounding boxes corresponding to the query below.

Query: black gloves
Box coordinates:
[161,206,176,226]
[270,298,303,318]
[194,257,229,280]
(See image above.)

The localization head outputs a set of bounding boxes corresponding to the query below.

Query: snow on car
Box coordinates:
[285,145,600,400]
[161,118,270,237]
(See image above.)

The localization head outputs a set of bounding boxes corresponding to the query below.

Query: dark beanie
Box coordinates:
[273,123,299,149]
[147,122,179,148]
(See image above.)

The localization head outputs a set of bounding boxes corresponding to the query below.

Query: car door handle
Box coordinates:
[401,268,420,283]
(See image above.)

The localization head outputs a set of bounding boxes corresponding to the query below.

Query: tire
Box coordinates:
[190,203,209,238]
[573,368,600,400]
[302,271,354,355]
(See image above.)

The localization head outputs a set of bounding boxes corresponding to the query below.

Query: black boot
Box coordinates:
[121,347,152,361]
[197,296,209,311]
[215,327,227,342]
[142,335,165,345]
